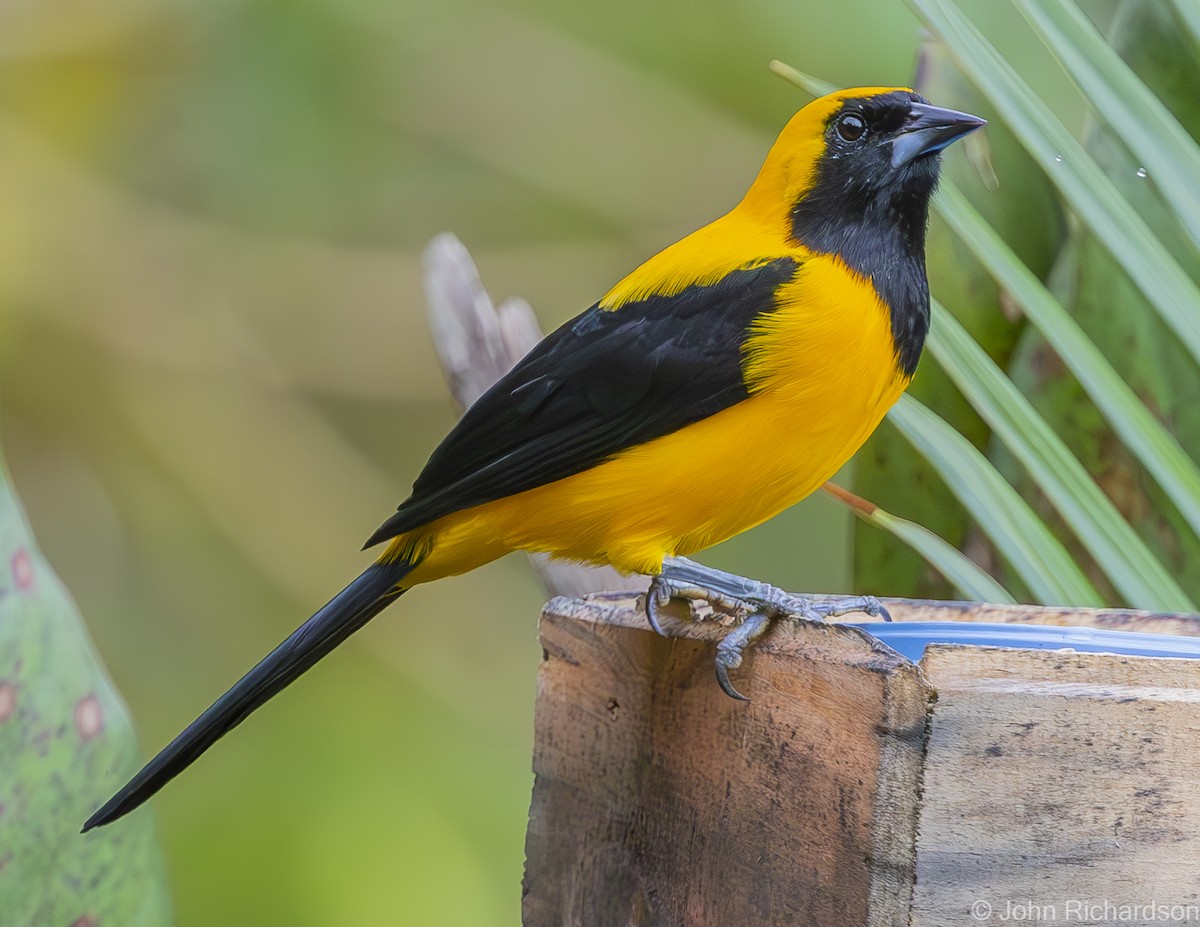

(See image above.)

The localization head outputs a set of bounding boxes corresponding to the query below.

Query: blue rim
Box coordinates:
[846,621,1200,663]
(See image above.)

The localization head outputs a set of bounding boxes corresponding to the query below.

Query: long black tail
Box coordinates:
[82,559,415,832]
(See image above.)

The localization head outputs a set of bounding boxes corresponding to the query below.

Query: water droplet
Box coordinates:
[1054,155,1063,163]
[1136,167,1148,178]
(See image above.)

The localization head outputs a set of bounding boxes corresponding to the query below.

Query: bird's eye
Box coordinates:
[835,112,867,143]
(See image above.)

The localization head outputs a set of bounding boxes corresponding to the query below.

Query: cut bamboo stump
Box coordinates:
[523,593,1200,927]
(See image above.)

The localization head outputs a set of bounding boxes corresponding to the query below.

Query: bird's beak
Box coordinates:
[890,102,987,168]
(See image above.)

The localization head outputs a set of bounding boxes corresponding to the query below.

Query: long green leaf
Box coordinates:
[768,59,836,99]
[824,483,1017,603]
[909,0,1200,370]
[887,396,1102,605]
[927,302,1194,611]
[1014,0,1200,249]
[1165,0,1200,51]
[773,55,1193,608]
[936,180,1200,541]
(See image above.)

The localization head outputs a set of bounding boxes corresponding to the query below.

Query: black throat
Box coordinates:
[789,152,936,378]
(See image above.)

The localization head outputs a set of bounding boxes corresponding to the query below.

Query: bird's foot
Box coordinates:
[644,557,890,701]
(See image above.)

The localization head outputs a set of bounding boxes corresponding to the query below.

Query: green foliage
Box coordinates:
[0,463,171,925]
[889,393,1100,605]
[1002,0,1200,599]
[848,32,1064,600]
[846,0,1200,609]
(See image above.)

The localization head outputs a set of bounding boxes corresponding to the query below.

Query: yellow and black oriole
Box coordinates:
[84,86,983,831]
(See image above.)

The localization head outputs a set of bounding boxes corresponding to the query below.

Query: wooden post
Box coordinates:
[524,594,1200,927]
[523,594,933,927]
[913,645,1200,926]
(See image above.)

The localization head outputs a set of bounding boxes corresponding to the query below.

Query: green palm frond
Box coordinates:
[780,0,1200,610]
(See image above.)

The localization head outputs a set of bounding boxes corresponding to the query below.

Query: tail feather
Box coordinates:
[82,559,415,832]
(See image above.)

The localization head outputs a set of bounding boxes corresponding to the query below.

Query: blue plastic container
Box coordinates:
[847,621,1200,664]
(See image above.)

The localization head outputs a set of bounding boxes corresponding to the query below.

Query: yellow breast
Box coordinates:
[398,252,908,585]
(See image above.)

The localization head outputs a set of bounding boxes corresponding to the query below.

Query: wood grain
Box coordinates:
[527,594,1200,926]
[524,596,933,927]
[913,646,1200,927]
[881,598,1200,637]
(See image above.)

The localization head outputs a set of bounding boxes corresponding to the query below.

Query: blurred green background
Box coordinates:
[0,0,1061,923]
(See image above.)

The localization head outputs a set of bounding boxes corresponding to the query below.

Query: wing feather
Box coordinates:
[364,256,800,547]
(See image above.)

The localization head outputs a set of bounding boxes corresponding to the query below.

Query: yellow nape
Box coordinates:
[737,86,912,223]
[597,86,912,313]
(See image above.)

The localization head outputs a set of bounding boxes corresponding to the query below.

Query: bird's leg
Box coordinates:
[644,557,890,700]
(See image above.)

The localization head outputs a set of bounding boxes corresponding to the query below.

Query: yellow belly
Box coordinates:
[394,255,910,585]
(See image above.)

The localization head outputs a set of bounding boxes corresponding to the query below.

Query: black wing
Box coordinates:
[364,256,799,546]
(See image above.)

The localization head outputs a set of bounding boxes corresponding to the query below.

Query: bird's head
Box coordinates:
[740,86,985,246]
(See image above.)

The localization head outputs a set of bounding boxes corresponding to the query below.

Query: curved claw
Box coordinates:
[643,577,671,637]
[844,593,892,624]
[712,611,771,703]
[856,595,892,623]
[715,652,751,702]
